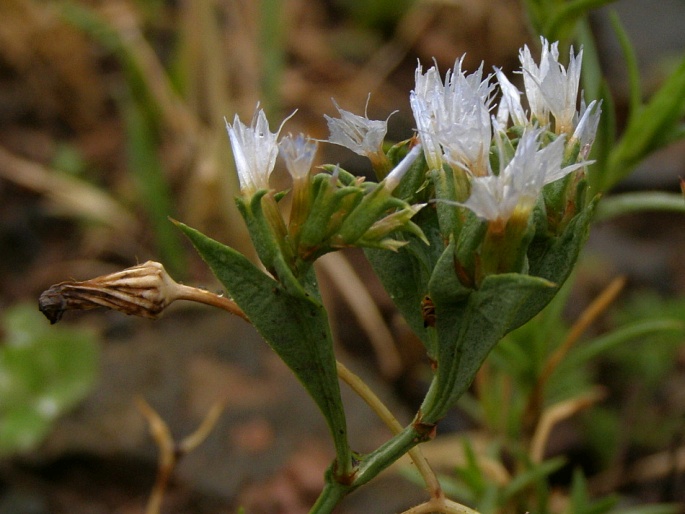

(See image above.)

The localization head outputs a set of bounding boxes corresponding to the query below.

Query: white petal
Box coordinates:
[225,108,281,194]
[325,99,389,157]
[279,133,318,179]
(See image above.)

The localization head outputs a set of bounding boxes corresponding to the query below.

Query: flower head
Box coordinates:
[38,261,180,323]
[226,107,283,195]
[279,133,318,180]
[411,58,495,176]
[410,64,447,170]
[570,98,602,160]
[495,68,528,128]
[459,128,586,223]
[519,37,584,135]
[324,98,390,158]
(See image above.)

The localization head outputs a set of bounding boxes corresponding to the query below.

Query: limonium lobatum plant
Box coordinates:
[40,37,601,512]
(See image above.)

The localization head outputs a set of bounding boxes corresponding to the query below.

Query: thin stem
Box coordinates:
[136,397,224,514]
[173,283,249,322]
[310,423,431,513]
[336,361,443,498]
[322,254,402,379]
[354,423,430,489]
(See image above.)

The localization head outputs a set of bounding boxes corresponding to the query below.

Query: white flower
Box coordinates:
[495,68,528,128]
[411,58,495,176]
[460,129,586,223]
[571,98,602,159]
[411,64,447,170]
[519,37,584,135]
[279,133,318,180]
[324,98,390,157]
[226,107,283,195]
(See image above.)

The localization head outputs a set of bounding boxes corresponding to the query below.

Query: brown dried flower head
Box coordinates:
[39,261,180,324]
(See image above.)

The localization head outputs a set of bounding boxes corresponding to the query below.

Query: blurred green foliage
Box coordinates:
[0,304,99,456]
[333,0,415,33]
[582,294,685,467]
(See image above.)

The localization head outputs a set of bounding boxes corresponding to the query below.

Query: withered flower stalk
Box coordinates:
[38,261,248,324]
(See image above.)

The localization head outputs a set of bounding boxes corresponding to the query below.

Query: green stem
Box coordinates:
[418,374,452,425]
[310,479,348,513]
[594,191,685,221]
[310,423,431,513]
[354,423,429,488]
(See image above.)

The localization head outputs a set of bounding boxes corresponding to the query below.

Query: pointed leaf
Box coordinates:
[422,272,554,422]
[365,206,445,354]
[509,196,598,331]
[175,222,350,466]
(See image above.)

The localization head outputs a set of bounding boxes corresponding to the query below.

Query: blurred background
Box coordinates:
[0,0,684,513]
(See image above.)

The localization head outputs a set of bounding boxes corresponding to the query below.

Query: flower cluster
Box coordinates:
[225,104,424,275]
[224,38,600,282]
[410,38,601,230]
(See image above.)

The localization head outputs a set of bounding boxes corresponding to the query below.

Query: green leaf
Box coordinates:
[609,12,642,115]
[364,205,444,356]
[510,196,598,331]
[544,0,614,41]
[123,100,185,276]
[568,469,618,514]
[560,318,684,371]
[421,272,554,423]
[501,456,566,499]
[577,19,604,101]
[175,221,351,472]
[607,54,685,186]
[594,191,685,221]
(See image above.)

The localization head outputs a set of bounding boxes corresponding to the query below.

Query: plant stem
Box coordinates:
[354,423,430,489]
[336,361,443,498]
[310,422,431,513]
[309,480,348,513]
[173,283,249,321]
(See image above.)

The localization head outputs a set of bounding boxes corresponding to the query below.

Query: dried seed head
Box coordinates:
[39,261,180,324]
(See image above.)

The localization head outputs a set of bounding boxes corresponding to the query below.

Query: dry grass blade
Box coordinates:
[135,397,175,514]
[524,276,626,431]
[530,387,606,464]
[0,144,138,238]
[319,253,403,379]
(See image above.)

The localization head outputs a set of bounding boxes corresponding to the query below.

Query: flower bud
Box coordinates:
[39,261,249,324]
[39,261,180,323]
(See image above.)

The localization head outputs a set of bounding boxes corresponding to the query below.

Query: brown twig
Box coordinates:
[135,397,225,514]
